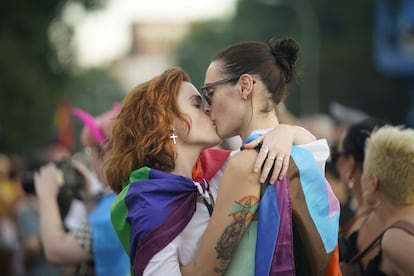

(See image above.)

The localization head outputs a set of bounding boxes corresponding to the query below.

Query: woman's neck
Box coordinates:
[374,196,414,225]
[172,146,201,178]
[240,111,279,142]
[351,170,365,210]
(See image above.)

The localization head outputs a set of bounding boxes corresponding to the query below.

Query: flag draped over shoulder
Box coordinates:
[193,148,231,183]
[110,149,231,276]
[255,146,341,276]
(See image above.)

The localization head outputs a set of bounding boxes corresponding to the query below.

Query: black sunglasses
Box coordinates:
[200,76,240,105]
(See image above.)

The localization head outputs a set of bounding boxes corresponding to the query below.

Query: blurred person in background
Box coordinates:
[0,153,23,220]
[341,126,414,275]
[299,113,349,207]
[0,198,22,276]
[333,118,388,269]
[299,113,337,146]
[33,104,130,276]
[0,153,24,276]
[328,102,370,147]
[15,145,72,276]
[333,118,387,239]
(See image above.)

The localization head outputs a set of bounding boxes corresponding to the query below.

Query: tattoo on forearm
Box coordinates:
[213,195,259,273]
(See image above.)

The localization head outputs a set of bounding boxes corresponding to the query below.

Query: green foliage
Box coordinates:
[0,1,66,152]
[178,0,302,87]
[68,69,123,115]
[177,22,235,88]
[0,0,116,153]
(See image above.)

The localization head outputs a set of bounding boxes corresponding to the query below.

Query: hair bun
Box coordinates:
[268,38,299,82]
[269,38,299,65]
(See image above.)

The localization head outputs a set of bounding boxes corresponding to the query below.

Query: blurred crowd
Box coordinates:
[0,99,413,276]
[0,105,129,276]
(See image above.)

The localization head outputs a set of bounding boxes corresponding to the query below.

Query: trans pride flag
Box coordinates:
[110,149,230,276]
[255,146,341,275]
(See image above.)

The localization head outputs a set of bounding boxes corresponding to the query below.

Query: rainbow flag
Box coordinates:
[111,149,230,276]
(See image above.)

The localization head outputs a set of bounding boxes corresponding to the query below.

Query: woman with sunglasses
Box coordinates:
[182,37,341,275]
[105,66,324,276]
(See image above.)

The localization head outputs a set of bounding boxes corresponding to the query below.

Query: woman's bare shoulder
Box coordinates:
[381,220,414,274]
[226,149,258,173]
[226,149,258,178]
[382,222,414,250]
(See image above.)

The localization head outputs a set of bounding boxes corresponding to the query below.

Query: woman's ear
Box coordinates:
[370,175,380,191]
[239,74,255,97]
[363,173,381,208]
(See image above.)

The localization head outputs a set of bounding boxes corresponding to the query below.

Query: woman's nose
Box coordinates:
[203,102,211,114]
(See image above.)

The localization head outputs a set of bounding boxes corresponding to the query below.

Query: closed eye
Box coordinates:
[191,95,204,109]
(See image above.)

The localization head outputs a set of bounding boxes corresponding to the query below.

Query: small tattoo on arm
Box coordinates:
[213,195,259,273]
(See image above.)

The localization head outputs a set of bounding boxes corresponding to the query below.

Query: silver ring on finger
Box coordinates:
[260,146,269,155]
[276,156,284,162]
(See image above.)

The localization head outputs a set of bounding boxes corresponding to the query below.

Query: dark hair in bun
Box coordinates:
[268,37,299,83]
[212,37,300,106]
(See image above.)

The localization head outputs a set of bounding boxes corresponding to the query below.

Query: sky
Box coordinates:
[64,0,238,67]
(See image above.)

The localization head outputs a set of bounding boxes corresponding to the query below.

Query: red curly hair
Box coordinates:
[104,67,191,194]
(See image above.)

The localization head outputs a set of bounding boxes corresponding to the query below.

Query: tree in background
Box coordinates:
[0,0,122,153]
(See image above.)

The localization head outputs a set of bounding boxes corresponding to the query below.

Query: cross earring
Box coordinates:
[170,129,178,144]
